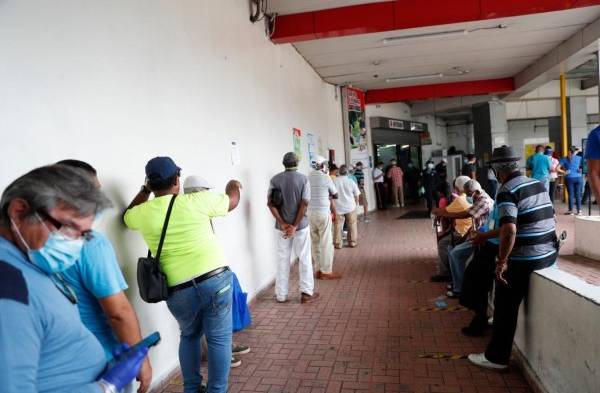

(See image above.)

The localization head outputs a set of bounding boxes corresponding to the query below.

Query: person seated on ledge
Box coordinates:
[468,145,558,370]
[430,175,472,283]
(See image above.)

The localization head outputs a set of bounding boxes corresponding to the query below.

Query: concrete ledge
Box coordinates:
[574,215,600,261]
[513,266,600,393]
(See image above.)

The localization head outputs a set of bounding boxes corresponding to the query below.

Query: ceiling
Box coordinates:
[267,0,389,16]
[287,6,600,91]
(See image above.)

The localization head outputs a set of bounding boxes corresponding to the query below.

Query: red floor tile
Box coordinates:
[157,207,540,392]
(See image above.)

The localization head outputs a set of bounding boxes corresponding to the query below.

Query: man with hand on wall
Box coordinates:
[308,155,339,280]
[268,152,320,304]
[469,145,558,370]
[124,156,242,393]
[58,160,152,393]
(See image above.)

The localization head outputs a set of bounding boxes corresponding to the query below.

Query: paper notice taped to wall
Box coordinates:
[230,141,240,166]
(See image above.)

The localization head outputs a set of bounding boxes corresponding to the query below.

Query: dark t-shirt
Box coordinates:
[462,162,476,177]
[268,170,310,230]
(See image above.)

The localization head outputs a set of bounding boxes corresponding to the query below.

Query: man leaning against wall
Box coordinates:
[124,156,242,393]
[59,160,152,393]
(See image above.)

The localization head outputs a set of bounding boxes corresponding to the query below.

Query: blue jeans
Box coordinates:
[565,177,583,212]
[166,269,233,393]
[448,241,474,293]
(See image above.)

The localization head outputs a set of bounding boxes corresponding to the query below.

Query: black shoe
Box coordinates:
[430,274,452,282]
[461,317,489,337]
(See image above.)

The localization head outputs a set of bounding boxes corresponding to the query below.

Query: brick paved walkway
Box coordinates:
[159,208,532,393]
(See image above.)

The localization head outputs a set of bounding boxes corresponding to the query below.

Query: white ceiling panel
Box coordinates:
[288,6,600,91]
[267,0,391,15]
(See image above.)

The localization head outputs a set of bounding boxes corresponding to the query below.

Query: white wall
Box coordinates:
[446,123,472,153]
[507,119,549,168]
[514,269,600,393]
[0,0,344,386]
[413,115,447,161]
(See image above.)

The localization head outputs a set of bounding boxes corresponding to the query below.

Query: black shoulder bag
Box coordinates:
[137,194,177,303]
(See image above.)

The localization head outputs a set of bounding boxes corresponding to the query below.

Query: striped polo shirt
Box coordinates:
[496,171,557,269]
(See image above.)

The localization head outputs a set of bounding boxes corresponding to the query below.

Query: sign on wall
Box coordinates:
[292,128,302,161]
[342,86,370,166]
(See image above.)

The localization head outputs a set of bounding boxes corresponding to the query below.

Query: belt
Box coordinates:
[168,266,230,295]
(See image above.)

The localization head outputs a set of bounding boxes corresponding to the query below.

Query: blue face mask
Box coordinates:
[466,196,474,204]
[11,215,84,275]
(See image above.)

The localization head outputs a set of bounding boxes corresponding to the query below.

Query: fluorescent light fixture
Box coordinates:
[401,145,410,149]
[385,73,443,83]
[382,29,468,44]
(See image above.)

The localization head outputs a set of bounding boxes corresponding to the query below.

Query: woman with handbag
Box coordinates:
[124,156,242,393]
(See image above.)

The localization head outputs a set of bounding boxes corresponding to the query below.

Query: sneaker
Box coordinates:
[363,218,371,223]
[446,284,453,290]
[301,292,320,303]
[430,274,452,283]
[318,272,342,280]
[468,353,507,370]
[276,297,288,303]
[576,211,582,216]
[446,290,460,298]
[232,344,251,355]
[564,211,573,215]
[231,355,242,368]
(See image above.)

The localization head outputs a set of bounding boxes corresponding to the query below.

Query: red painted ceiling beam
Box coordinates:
[271,0,600,44]
[365,78,515,104]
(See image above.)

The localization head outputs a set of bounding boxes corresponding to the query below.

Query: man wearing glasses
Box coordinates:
[0,165,148,393]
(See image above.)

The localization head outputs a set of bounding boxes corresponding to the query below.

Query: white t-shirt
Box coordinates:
[308,170,338,214]
[334,175,361,215]
[373,167,384,183]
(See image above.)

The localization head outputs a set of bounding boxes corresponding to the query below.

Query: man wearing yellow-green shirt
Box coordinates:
[124,156,241,393]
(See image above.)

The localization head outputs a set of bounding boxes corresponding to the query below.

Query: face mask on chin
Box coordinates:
[11,214,84,275]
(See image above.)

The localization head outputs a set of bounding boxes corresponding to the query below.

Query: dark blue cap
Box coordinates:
[145,156,181,180]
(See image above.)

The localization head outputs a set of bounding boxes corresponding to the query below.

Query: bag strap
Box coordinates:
[154,194,177,262]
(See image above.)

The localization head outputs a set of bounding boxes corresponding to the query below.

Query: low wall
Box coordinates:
[513,267,600,393]
[574,216,600,260]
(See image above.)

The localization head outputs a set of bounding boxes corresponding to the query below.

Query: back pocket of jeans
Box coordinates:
[211,283,232,315]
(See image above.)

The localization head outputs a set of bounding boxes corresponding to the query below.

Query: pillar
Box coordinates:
[569,96,588,150]
[473,100,508,191]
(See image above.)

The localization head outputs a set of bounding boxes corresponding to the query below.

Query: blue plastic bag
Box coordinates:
[231,272,252,332]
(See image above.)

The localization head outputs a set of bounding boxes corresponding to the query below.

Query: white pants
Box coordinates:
[309,212,334,274]
[275,226,314,301]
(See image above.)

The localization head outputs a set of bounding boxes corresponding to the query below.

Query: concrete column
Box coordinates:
[569,96,588,149]
[472,100,508,192]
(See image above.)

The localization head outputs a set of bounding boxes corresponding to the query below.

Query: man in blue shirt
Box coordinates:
[585,125,600,204]
[526,145,551,190]
[58,160,152,393]
[559,147,584,215]
[0,165,147,393]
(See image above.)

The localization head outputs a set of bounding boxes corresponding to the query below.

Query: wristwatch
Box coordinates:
[140,185,151,194]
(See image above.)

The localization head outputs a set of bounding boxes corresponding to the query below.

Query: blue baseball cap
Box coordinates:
[145,156,181,180]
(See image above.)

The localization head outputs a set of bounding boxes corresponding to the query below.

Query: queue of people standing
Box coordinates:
[2,130,599,393]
